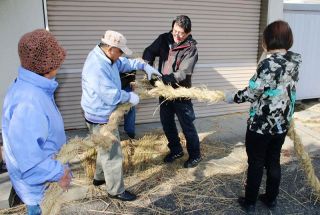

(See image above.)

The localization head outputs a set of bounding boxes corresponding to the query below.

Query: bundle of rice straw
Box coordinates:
[148,81,225,103]
[41,104,131,215]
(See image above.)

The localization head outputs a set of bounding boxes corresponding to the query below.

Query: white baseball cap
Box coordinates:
[101,30,132,55]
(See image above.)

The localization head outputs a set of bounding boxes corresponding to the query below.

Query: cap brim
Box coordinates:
[120,46,132,55]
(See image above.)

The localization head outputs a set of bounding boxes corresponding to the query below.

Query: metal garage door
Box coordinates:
[46,0,261,129]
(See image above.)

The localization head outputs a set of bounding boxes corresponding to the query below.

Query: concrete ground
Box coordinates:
[0,100,320,214]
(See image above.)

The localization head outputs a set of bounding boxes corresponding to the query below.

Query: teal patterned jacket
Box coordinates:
[234,51,302,135]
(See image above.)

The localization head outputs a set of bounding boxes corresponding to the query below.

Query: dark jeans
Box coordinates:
[245,128,287,203]
[124,106,136,136]
[27,205,41,215]
[123,86,136,137]
[159,98,200,159]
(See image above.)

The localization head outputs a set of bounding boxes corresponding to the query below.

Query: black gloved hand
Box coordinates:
[149,78,157,87]
[120,71,136,89]
[161,73,177,85]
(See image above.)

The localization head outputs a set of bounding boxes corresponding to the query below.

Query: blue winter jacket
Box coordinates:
[2,67,66,205]
[81,45,146,123]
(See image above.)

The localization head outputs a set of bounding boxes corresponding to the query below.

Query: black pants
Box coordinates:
[159,98,200,159]
[245,128,287,203]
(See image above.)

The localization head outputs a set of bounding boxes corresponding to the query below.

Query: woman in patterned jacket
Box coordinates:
[226,20,302,213]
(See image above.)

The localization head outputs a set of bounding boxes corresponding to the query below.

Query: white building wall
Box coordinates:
[284,3,320,99]
[267,0,284,23]
[0,0,45,128]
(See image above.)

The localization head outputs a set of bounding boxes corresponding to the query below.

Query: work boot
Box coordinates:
[93,179,106,186]
[183,156,202,168]
[0,161,7,174]
[163,151,184,163]
[258,194,277,209]
[126,132,135,139]
[9,187,23,207]
[238,197,255,214]
[109,190,137,201]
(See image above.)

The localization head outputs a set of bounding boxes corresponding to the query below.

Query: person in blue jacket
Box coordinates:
[81,30,161,201]
[2,29,72,215]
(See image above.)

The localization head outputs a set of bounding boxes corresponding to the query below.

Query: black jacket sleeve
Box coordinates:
[120,71,136,89]
[142,34,164,66]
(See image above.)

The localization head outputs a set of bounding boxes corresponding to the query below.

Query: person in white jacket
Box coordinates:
[2,29,72,215]
[81,30,161,201]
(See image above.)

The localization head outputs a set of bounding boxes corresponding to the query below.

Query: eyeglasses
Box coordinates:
[172,29,187,37]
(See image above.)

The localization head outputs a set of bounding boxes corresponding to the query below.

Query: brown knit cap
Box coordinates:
[18,29,66,74]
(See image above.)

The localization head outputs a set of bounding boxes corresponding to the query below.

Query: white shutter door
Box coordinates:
[47,0,261,129]
[284,4,320,99]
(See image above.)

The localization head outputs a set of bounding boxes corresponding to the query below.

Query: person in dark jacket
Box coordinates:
[143,15,201,168]
[226,20,301,214]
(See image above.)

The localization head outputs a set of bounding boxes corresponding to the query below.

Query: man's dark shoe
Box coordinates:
[127,132,135,139]
[238,197,255,214]
[163,151,184,163]
[258,194,277,209]
[109,190,137,201]
[93,179,106,186]
[0,161,7,174]
[183,156,202,168]
[9,187,23,207]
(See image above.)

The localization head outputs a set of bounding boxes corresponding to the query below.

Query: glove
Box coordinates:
[162,73,177,85]
[144,64,162,80]
[149,78,157,87]
[129,92,139,106]
[225,91,235,104]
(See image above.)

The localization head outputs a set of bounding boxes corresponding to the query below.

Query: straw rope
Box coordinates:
[148,81,226,103]
[287,120,320,199]
[4,80,318,215]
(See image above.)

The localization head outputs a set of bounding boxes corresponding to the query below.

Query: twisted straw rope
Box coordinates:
[287,120,320,199]
[41,80,320,214]
[135,79,226,103]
